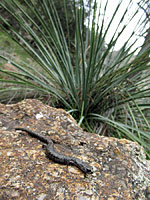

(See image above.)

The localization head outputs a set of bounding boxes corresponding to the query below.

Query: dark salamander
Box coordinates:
[15,128,93,174]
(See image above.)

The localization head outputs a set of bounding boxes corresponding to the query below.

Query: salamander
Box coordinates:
[15,128,93,174]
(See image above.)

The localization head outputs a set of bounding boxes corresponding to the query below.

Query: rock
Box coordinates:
[0,99,149,199]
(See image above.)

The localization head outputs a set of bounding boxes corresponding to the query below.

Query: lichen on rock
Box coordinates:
[0,99,150,199]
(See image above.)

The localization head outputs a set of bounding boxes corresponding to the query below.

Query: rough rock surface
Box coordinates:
[0,99,150,200]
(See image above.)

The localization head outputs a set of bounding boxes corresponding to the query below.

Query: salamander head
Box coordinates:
[74,158,93,174]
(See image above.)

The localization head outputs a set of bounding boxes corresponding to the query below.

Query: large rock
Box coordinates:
[0,99,150,200]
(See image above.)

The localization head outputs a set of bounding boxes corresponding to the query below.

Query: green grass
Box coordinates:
[0,30,45,102]
[0,31,36,65]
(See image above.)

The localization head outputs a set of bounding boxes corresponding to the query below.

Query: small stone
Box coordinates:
[37,193,47,200]
[11,191,20,198]
[68,166,81,174]
[78,195,90,200]
[85,190,93,195]
[7,152,12,156]
[36,113,44,119]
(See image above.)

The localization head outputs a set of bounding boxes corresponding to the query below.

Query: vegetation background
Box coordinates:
[0,0,150,158]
